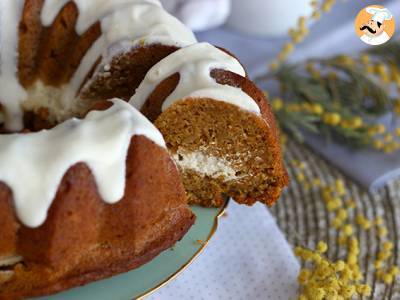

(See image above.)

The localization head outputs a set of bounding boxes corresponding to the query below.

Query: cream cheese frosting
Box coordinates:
[0,99,165,227]
[0,0,196,130]
[130,42,260,114]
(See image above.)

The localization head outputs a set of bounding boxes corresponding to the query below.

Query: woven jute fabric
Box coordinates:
[270,138,400,299]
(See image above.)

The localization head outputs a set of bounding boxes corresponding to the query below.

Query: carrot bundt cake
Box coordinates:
[0,100,195,299]
[130,42,289,207]
[0,0,196,298]
[0,0,288,298]
[1,0,196,131]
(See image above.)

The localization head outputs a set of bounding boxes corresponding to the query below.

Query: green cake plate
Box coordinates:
[34,202,227,300]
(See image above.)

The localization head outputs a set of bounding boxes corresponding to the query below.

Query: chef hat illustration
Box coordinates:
[365,7,393,24]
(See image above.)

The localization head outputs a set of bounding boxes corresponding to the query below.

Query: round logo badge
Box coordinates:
[354,5,395,46]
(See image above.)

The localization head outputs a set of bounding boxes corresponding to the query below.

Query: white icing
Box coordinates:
[22,81,74,123]
[0,0,27,131]
[173,151,241,182]
[0,99,165,227]
[41,0,162,34]
[0,0,196,130]
[129,43,260,114]
[76,2,197,101]
[61,36,105,103]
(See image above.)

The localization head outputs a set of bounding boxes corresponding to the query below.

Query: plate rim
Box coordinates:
[136,200,229,299]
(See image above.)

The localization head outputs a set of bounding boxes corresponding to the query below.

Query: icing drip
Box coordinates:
[129,43,260,114]
[73,2,196,102]
[0,0,196,130]
[0,99,165,228]
[0,0,27,131]
[41,0,162,34]
[42,0,197,104]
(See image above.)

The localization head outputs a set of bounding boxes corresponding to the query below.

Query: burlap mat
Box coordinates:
[270,138,400,299]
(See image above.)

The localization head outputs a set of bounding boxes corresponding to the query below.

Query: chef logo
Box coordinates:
[355,5,395,46]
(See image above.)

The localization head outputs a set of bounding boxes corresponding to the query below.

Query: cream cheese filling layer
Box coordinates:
[173,151,243,182]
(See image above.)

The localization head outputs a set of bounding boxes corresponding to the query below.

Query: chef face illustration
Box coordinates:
[360,18,385,38]
[356,6,395,46]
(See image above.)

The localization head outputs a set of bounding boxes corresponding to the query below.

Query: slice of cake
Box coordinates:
[130,42,289,207]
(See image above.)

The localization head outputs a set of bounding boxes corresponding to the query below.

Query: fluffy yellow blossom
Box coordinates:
[342,224,353,236]
[383,241,394,251]
[327,198,342,211]
[383,142,399,154]
[336,208,348,221]
[377,250,390,261]
[389,266,399,275]
[271,97,284,111]
[332,217,343,229]
[317,241,328,253]
[355,214,372,230]
[337,55,355,67]
[347,254,357,265]
[298,162,306,170]
[360,219,371,230]
[349,117,363,129]
[311,10,321,20]
[360,54,370,65]
[383,273,394,284]
[344,199,356,209]
[395,127,400,137]
[372,124,386,135]
[298,268,312,284]
[373,139,384,150]
[335,179,346,196]
[323,112,341,126]
[375,216,384,225]
[311,104,324,115]
[340,285,356,298]
[356,284,371,296]
[321,0,334,12]
[295,242,371,299]
[374,260,383,269]
[269,62,279,71]
[298,16,307,30]
[283,42,295,55]
[306,62,321,79]
[374,63,388,78]
[383,133,394,142]
[394,101,400,115]
[334,260,345,272]
[377,226,388,237]
[312,178,322,187]
[296,172,306,182]
[365,64,374,74]
[337,235,348,246]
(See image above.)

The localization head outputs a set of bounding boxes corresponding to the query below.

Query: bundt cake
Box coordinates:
[0,0,288,298]
[0,0,196,131]
[130,42,289,207]
[0,0,197,298]
[0,99,195,299]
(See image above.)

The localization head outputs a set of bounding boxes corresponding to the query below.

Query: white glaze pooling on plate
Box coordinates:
[129,43,260,114]
[0,99,165,228]
[0,0,196,130]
